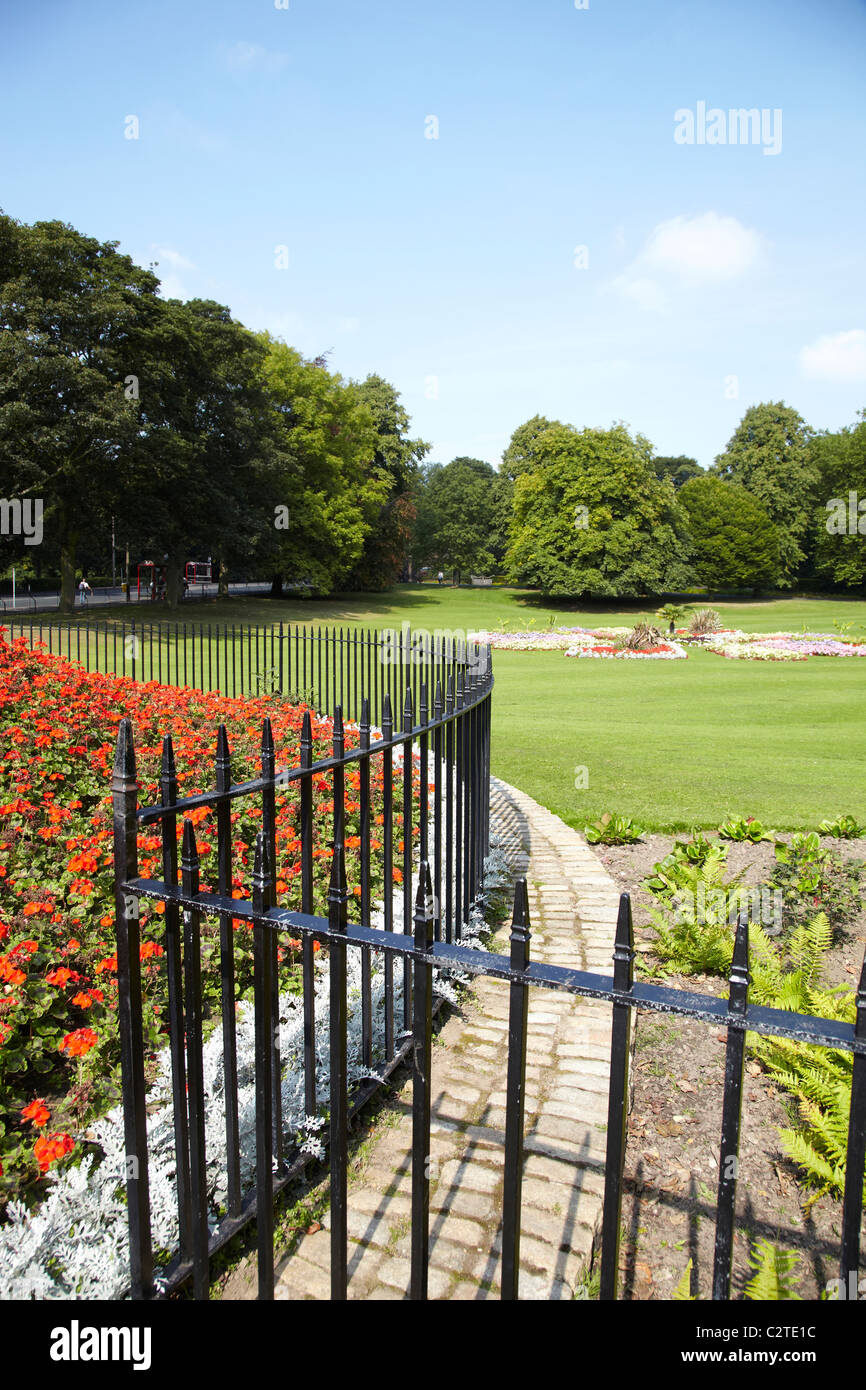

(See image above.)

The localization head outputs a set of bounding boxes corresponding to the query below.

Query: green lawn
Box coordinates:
[12,585,866,832]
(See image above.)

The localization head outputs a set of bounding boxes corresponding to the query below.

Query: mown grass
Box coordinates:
[9,585,866,832]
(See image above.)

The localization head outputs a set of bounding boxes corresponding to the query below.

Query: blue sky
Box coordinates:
[2,0,864,469]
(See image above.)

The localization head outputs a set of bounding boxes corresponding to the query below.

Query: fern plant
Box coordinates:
[747,914,857,1205]
[673,1244,802,1300]
[642,848,744,975]
[743,1239,802,1300]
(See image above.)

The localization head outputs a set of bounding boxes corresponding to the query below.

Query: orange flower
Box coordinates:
[46,966,80,987]
[59,1027,98,1057]
[71,992,93,1008]
[21,1098,50,1127]
[34,1131,74,1172]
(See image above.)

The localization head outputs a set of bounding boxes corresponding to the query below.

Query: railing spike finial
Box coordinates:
[612,893,635,993]
[413,861,435,949]
[509,878,531,972]
[112,716,137,789]
[260,716,274,760]
[729,910,750,1015]
[300,708,312,753]
[403,684,414,731]
[160,733,177,787]
[328,842,349,921]
[181,817,199,870]
[434,679,443,720]
[360,695,370,748]
[382,690,393,739]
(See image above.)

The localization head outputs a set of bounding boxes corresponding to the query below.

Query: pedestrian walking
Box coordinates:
[77,577,92,607]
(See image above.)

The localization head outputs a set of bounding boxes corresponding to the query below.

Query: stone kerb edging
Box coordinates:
[232,776,624,1301]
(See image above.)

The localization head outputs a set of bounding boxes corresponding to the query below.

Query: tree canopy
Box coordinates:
[712,402,817,585]
[678,474,780,590]
[506,421,694,597]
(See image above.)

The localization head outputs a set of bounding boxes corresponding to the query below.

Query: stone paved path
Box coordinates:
[266,776,623,1301]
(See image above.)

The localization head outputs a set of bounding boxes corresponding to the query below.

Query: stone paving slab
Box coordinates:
[258,777,623,1301]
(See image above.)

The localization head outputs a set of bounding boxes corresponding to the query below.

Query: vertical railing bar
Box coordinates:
[328,841,349,1301]
[599,893,635,1300]
[402,686,414,1033]
[410,864,434,1300]
[712,911,750,1299]
[839,949,866,1299]
[501,879,531,1300]
[160,735,193,1263]
[359,697,372,1068]
[112,719,153,1300]
[300,710,316,1117]
[181,818,209,1300]
[382,693,394,1060]
[252,832,275,1300]
[216,725,242,1217]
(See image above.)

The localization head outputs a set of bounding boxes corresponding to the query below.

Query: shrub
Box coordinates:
[688,607,722,636]
[583,812,645,845]
[717,815,775,843]
[766,833,862,933]
[817,814,864,840]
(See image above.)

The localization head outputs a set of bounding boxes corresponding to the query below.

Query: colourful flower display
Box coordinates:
[0,626,412,1203]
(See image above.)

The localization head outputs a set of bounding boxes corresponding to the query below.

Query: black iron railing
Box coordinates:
[108,627,866,1302]
[111,627,493,1298]
[6,618,476,724]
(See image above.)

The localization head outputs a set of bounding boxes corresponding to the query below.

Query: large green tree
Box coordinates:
[679,474,780,590]
[501,415,560,481]
[506,422,694,597]
[120,298,285,604]
[411,457,512,582]
[0,212,161,610]
[258,338,388,596]
[810,409,866,589]
[345,374,429,590]
[712,402,817,585]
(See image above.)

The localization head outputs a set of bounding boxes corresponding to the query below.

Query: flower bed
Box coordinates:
[566,641,688,661]
[704,631,866,661]
[0,628,414,1208]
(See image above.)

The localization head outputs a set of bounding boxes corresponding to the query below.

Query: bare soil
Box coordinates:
[592,833,866,1301]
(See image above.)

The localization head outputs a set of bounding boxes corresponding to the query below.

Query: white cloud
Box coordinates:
[150,246,197,302]
[643,213,761,283]
[221,41,290,75]
[606,212,763,312]
[799,330,866,383]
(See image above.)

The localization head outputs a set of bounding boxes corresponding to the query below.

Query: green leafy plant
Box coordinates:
[747,914,857,1206]
[673,1243,802,1300]
[583,812,645,845]
[688,607,722,637]
[717,815,775,843]
[743,1240,802,1300]
[672,1260,696,1300]
[817,814,864,840]
[669,830,725,866]
[656,602,692,630]
[642,848,745,975]
[768,833,862,932]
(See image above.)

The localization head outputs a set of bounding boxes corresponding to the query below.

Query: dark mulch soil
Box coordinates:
[592,833,866,1301]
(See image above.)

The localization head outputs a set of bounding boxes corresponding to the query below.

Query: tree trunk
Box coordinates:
[218,564,229,599]
[165,552,182,608]
[59,533,78,614]
[270,573,283,598]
